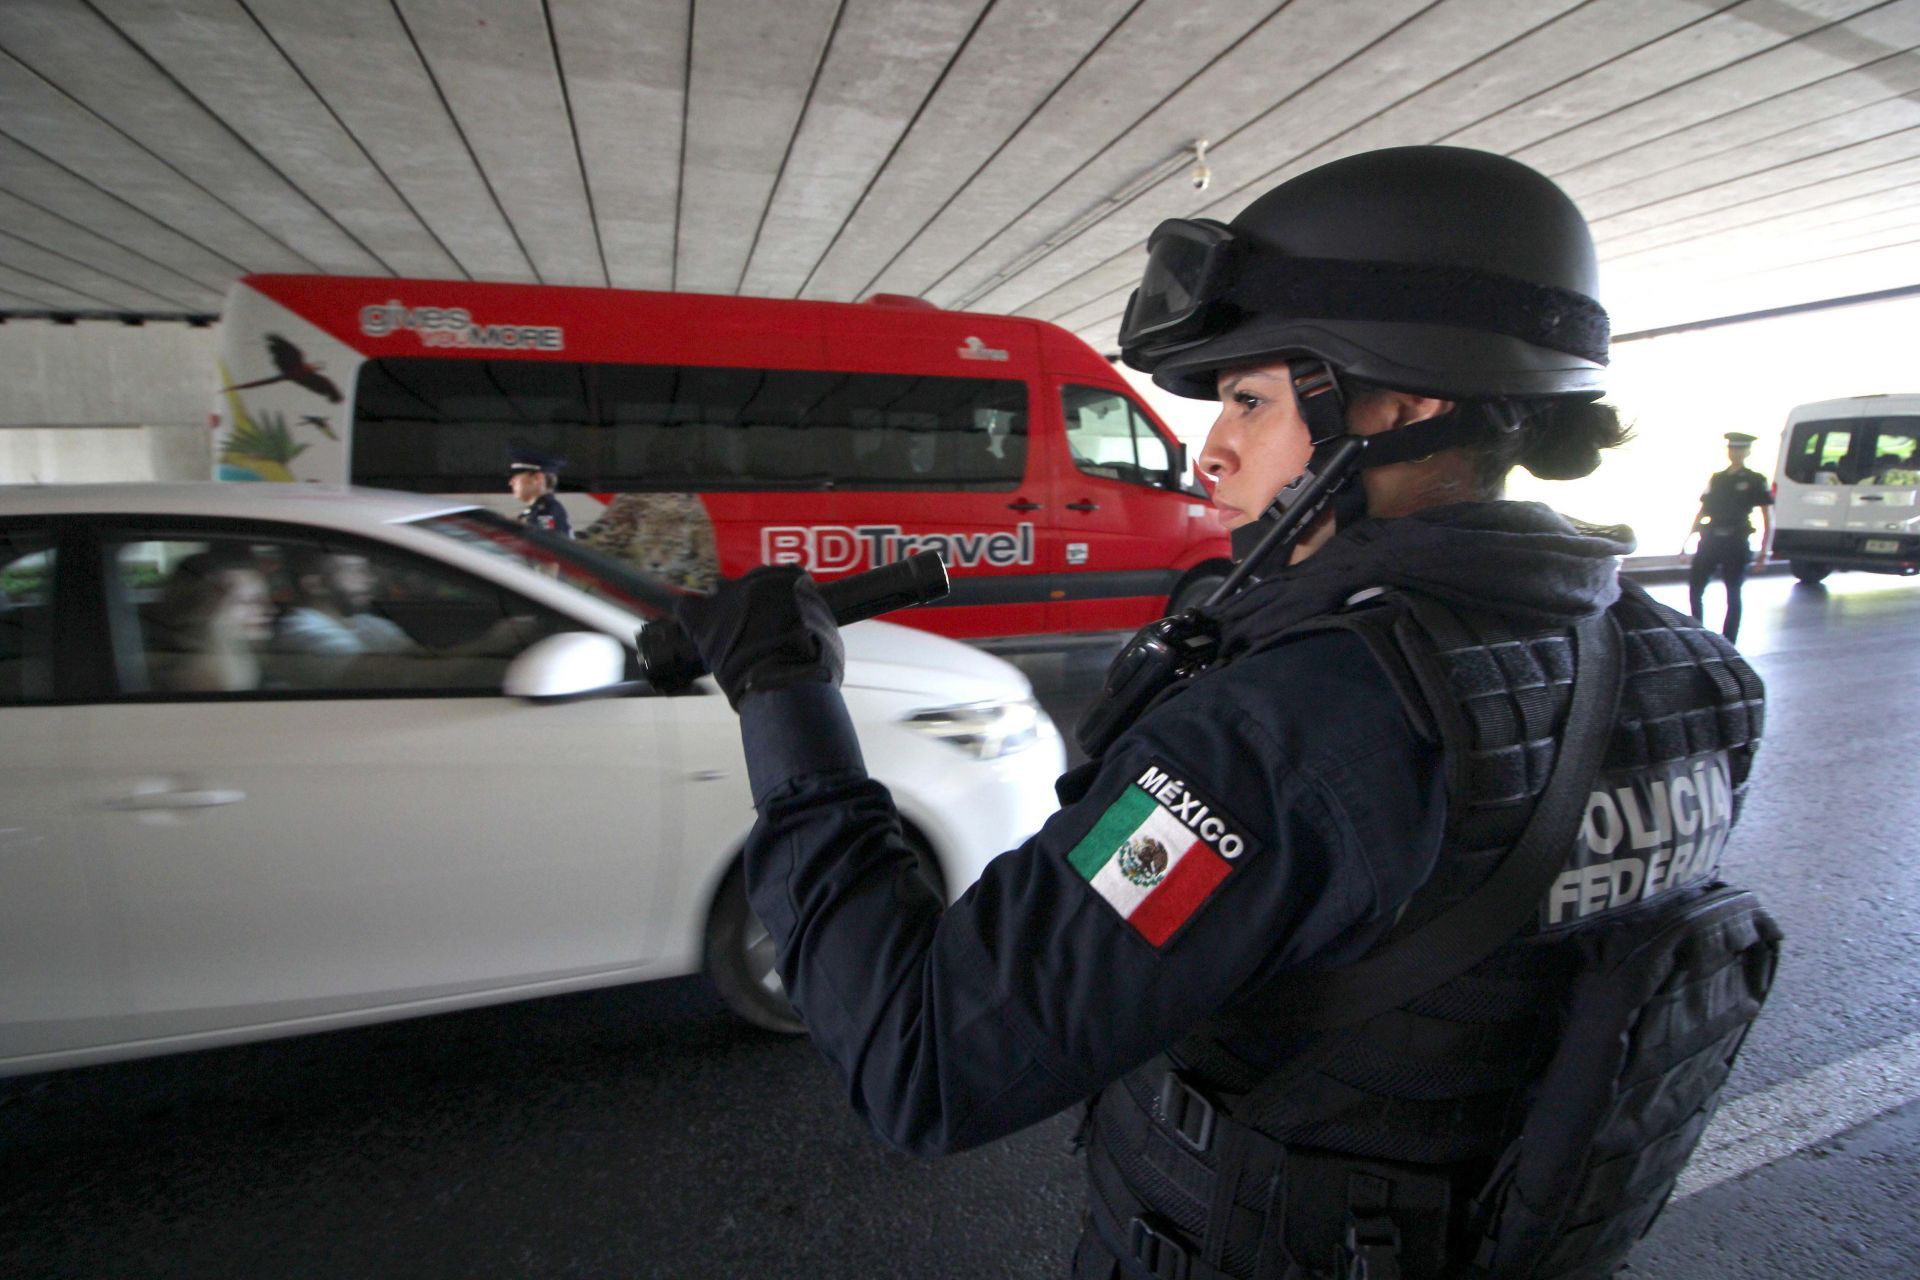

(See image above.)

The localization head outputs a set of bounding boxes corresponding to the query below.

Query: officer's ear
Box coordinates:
[1346,387,1457,437]
[1389,392,1456,430]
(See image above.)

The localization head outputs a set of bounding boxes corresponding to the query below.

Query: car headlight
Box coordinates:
[902,698,1053,760]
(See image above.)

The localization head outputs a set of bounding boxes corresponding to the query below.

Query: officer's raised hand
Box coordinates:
[674,565,845,710]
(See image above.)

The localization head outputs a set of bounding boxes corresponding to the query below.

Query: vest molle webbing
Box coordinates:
[1080,582,1772,1280]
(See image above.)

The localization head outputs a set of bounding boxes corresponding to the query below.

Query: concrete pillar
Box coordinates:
[0,319,218,483]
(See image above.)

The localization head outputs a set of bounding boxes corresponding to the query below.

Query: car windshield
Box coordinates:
[412,509,679,619]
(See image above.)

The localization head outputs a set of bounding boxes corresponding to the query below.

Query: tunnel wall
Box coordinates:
[0,319,218,483]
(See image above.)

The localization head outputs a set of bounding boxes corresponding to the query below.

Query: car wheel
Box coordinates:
[1169,569,1228,615]
[1791,560,1832,584]
[703,833,944,1035]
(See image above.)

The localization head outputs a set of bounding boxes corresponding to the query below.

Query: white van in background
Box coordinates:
[1772,395,1920,583]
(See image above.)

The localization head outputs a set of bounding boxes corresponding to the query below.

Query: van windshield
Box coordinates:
[351,358,1029,493]
[1784,416,1920,486]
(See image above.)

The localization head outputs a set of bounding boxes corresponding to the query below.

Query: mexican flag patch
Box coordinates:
[1067,761,1250,947]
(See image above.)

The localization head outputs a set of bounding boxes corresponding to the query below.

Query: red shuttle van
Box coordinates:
[212,275,1233,640]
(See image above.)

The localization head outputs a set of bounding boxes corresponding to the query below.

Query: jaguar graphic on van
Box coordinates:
[213,276,1233,640]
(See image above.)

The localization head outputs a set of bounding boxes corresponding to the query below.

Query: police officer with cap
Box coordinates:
[1687,431,1773,643]
[508,447,572,539]
[671,146,1770,1279]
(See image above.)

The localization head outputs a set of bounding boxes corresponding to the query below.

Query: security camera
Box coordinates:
[1188,140,1211,192]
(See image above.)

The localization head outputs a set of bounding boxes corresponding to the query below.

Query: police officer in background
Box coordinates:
[1687,431,1774,643]
[508,447,572,538]
[674,147,1771,1279]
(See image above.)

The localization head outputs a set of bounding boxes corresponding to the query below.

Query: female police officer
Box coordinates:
[674,146,1768,1279]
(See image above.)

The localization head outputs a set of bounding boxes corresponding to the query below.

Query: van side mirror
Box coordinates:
[1170,443,1210,497]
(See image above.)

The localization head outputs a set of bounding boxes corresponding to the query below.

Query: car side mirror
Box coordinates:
[504,632,634,702]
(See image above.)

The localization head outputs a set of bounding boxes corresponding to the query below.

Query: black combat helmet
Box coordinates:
[1119,146,1610,402]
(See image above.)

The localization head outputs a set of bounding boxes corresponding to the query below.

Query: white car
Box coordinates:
[0,484,1064,1076]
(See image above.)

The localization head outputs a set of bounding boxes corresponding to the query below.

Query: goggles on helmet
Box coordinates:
[1118,217,1610,373]
[1117,219,1241,356]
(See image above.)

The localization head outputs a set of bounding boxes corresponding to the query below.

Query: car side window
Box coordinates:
[106,532,569,698]
[1061,386,1176,489]
[0,529,56,704]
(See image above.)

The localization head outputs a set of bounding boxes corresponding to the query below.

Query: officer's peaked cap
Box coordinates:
[508,446,566,474]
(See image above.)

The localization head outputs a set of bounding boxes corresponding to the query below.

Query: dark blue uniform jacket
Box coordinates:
[739,629,1445,1156]
[1698,466,1772,538]
[519,492,572,538]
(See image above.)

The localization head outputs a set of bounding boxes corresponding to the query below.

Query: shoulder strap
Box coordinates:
[1238,606,1622,1035]
[1280,598,1437,744]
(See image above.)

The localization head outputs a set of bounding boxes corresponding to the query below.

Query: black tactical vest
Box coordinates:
[1076,581,1771,1280]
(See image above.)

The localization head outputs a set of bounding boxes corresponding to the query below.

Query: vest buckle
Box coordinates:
[1127,1215,1192,1280]
[1341,1213,1402,1280]
[1156,1069,1217,1152]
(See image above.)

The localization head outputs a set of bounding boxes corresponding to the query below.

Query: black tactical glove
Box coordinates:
[673,565,845,710]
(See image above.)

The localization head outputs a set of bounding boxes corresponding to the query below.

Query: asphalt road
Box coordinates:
[3,571,1917,1278]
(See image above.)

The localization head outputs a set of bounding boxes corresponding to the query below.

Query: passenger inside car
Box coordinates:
[268,544,552,690]
[276,547,416,658]
[146,552,275,693]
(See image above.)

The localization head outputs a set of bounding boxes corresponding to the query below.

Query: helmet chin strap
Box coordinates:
[1290,358,1481,466]
[1225,361,1480,562]
[1352,410,1478,469]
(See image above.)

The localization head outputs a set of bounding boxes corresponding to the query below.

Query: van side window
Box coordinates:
[1784,420,1854,484]
[1786,416,1920,485]
[1061,386,1176,489]
[1861,422,1917,485]
[351,359,1028,493]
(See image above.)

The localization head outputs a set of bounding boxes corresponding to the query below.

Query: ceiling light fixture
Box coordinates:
[949,138,1221,312]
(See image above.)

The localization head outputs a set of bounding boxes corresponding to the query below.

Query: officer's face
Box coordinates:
[508,470,548,502]
[1727,444,1751,467]
[1197,362,1315,529]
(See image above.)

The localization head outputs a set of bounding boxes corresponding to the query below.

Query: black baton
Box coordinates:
[638,551,951,690]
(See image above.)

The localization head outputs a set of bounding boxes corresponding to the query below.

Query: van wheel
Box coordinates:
[1791,560,1832,584]
[703,834,944,1035]
[1169,569,1229,615]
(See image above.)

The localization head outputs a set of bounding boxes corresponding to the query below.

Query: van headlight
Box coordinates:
[903,698,1052,760]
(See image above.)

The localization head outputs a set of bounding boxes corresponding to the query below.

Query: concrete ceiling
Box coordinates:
[1,0,1918,350]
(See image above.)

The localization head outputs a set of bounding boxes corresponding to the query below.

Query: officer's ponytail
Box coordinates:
[1464,398,1632,491]
[1341,380,1632,495]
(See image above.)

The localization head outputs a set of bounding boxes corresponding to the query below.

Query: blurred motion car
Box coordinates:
[0,483,1063,1075]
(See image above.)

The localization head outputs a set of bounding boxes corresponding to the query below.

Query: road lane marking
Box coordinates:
[1675,1028,1920,1198]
